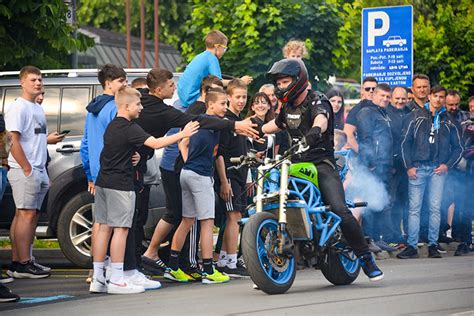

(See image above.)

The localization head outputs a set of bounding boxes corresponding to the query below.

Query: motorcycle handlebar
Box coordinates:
[230,156,243,164]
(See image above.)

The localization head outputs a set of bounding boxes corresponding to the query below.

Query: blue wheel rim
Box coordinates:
[339,252,359,274]
[256,218,295,284]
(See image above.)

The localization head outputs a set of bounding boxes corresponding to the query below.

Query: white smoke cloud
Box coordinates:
[344,160,390,213]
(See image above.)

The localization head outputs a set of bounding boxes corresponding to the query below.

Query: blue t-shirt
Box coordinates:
[177,51,222,108]
[183,115,220,177]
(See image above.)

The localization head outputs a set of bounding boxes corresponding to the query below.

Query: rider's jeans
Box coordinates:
[407,164,446,248]
[316,161,370,256]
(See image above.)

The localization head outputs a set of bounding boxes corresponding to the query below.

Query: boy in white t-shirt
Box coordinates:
[5,66,53,279]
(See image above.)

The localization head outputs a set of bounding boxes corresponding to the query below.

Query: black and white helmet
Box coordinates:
[266,58,309,103]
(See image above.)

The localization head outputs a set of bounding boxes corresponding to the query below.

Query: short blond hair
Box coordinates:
[282,40,308,58]
[115,86,141,108]
[205,30,228,48]
[226,78,247,96]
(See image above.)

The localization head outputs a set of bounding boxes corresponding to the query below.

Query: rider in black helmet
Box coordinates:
[261,58,384,281]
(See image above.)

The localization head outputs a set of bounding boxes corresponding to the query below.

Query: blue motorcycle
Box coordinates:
[233,141,366,294]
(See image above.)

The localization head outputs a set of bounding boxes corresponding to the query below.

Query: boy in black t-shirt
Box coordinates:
[215,79,249,277]
[90,87,199,295]
[164,88,230,284]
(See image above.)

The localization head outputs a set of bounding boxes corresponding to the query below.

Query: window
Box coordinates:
[2,87,60,133]
[3,87,21,110]
[42,87,61,132]
[59,87,91,136]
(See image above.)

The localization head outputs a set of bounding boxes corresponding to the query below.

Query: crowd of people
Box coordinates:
[0,31,472,301]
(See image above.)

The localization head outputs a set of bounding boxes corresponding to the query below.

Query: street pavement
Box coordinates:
[1,253,473,315]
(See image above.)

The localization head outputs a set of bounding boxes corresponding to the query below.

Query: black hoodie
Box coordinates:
[135,94,235,138]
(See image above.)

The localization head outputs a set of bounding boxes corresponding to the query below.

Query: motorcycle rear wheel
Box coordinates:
[242,212,296,295]
[319,240,360,285]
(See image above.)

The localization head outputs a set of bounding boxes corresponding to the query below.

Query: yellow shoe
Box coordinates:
[163,268,194,282]
[202,268,230,284]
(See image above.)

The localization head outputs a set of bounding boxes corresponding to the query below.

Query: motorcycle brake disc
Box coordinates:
[265,231,290,272]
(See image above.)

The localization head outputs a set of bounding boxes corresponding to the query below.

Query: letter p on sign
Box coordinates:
[367,11,389,46]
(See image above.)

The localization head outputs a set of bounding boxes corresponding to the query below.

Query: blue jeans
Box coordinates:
[407,164,446,247]
[0,167,7,204]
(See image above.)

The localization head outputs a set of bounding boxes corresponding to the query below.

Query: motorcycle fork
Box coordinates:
[255,165,265,213]
[277,159,290,255]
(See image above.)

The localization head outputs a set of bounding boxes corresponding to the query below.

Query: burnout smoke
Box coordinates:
[344,159,390,213]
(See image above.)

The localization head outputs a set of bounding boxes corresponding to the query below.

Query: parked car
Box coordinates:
[0,69,177,268]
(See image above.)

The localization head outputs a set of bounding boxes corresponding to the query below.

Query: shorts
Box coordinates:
[221,178,247,213]
[94,186,135,228]
[7,168,49,210]
[180,169,215,220]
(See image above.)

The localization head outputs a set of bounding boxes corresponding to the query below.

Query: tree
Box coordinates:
[180,0,343,92]
[332,0,474,99]
[76,0,191,51]
[0,0,93,70]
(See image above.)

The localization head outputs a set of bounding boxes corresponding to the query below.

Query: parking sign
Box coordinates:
[361,5,413,87]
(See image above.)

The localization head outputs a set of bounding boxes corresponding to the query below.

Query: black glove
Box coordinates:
[305,126,322,147]
[250,117,265,138]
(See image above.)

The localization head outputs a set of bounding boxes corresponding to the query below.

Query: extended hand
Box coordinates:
[235,119,259,140]
[182,121,200,138]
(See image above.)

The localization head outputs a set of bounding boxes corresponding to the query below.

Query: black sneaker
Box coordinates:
[13,261,50,279]
[181,266,203,281]
[454,243,470,256]
[0,285,20,303]
[6,262,18,278]
[218,265,249,278]
[396,246,419,259]
[141,256,166,274]
[365,237,382,253]
[436,244,447,254]
[31,256,51,272]
[428,245,442,258]
[359,253,384,281]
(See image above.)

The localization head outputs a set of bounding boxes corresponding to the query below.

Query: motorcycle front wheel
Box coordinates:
[242,212,296,295]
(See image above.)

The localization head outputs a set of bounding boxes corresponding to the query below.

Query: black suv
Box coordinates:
[0,69,174,267]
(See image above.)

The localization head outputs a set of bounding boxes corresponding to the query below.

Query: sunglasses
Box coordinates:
[215,44,228,52]
[364,87,376,92]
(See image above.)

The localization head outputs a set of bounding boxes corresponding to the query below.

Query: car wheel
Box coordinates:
[57,191,93,268]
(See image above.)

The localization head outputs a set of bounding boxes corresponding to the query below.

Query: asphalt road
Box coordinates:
[1,253,473,316]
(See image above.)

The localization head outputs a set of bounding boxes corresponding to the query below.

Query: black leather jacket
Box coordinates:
[356,102,393,168]
[401,107,463,169]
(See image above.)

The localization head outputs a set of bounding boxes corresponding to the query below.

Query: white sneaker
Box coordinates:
[89,278,107,293]
[107,281,145,295]
[127,271,162,290]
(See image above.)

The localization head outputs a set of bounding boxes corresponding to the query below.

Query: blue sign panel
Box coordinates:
[361,5,413,87]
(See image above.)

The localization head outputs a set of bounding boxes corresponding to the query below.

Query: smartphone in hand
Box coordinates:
[59,130,71,136]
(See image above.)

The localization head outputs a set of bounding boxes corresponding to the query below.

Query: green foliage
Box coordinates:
[181,0,343,92]
[413,1,474,97]
[76,0,191,51]
[332,0,474,98]
[0,0,93,70]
